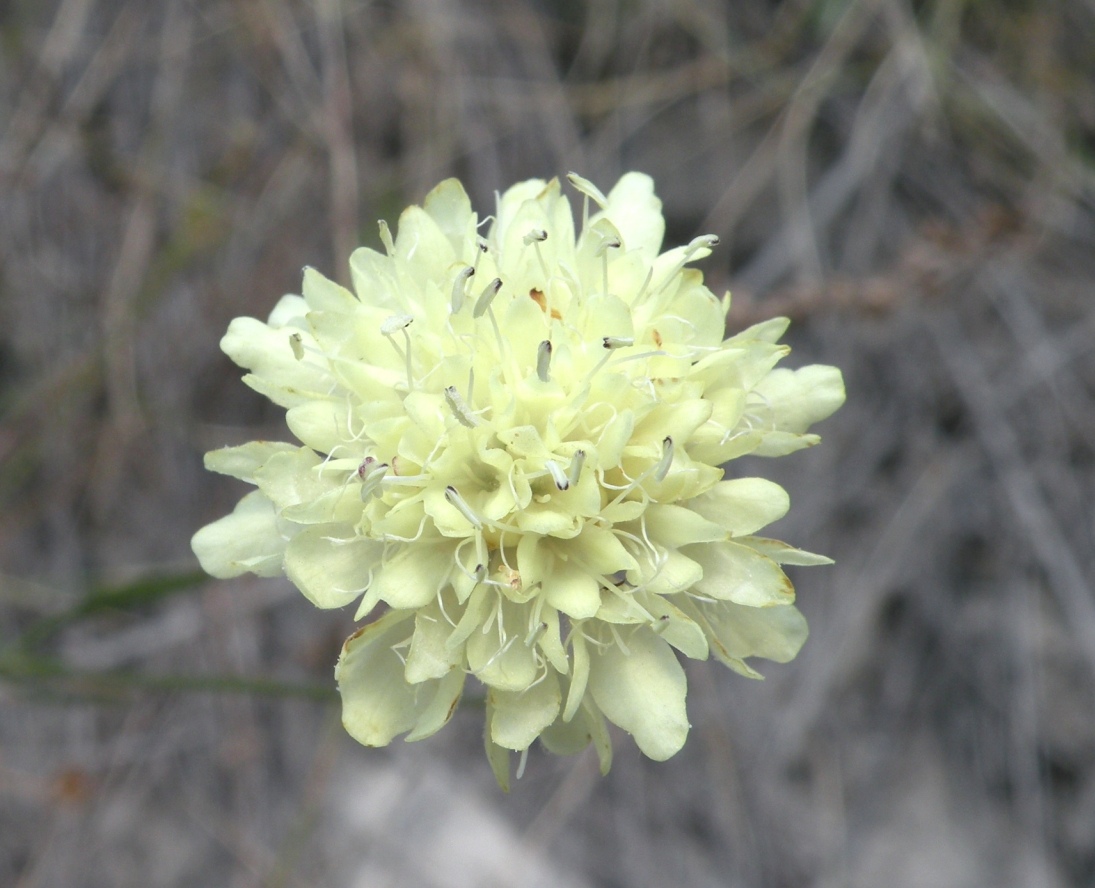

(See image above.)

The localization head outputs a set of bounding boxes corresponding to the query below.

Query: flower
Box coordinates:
[192,172,844,786]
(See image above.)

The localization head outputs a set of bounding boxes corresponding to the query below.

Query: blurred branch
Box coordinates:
[931,313,1095,688]
[0,569,340,703]
[7,570,209,651]
[0,651,338,703]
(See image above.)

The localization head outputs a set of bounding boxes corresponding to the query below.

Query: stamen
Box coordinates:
[450,266,475,314]
[651,234,722,299]
[288,332,304,360]
[565,172,608,209]
[516,747,529,780]
[381,315,415,388]
[378,219,395,255]
[482,633,518,670]
[632,266,654,305]
[525,621,547,647]
[601,438,672,510]
[358,460,388,501]
[609,624,631,656]
[444,385,482,428]
[654,436,674,482]
[472,277,503,318]
[390,634,411,666]
[436,589,458,628]
[475,532,487,572]
[602,336,634,350]
[381,314,413,335]
[545,460,569,491]
[685,233,720,257]
[481,593,500,634]
[597,234,620,296]
[536,340,552,383]
[595,235,621,257]
[567,450,586,487]
[530,233,551,279]
[444,486,483,529]
[379,514,428,543]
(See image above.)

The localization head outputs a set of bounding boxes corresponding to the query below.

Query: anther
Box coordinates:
[378,219,395,255]
[445,486,483,529]
[381,314,413,335]
[358,460,388,501]
[536,340,552,383]
[651,614,672,635]
[471,237,490,273]
[472,278,503,318]
[289,332,304,360]
[595,235,621,257]
[450,266,475,314]
[565,172,608,208]
[444,385,481,428]
[567,450,586,488]
[602,336,634,350]
[523,229,548,245]
[684,234,720,259]
[546,460,569,491]
[654,436,674,482]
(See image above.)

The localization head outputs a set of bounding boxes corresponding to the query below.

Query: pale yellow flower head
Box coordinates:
[192,172,844,786]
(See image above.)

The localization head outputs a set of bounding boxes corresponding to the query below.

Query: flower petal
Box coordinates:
[370,542,454,610]
[563,628,590,722]
[285,399,354,455]
[406,593,464,682]
[422,178,475,253]
[221,317,330,408]
[405,669,465,742]
[636,590,709,660]
[489,670,562,751]
[738,536,834,566]
[394,204,456,289]
[642,504,726,548]
[752,365,846,435]
[689,540,795,607]
[484,712,512,791]
[203,441,298,483]
[588,627,689,761]
[336,611,421,746]
[191,491,284,578]
[302,266,357,311]
[687,478,790,537]
[252,447,327,511]
[702,600,809,665]
[546,557,602,620]
[540,707,593,756]
[597,172,664,257]
[467,600,538,691]
[563,525,639,576]
[283,526,381,609]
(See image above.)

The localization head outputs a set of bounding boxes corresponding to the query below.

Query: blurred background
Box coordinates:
[2,0,1095,885]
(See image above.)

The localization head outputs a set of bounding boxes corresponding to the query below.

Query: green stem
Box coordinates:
[0,652,338,703]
